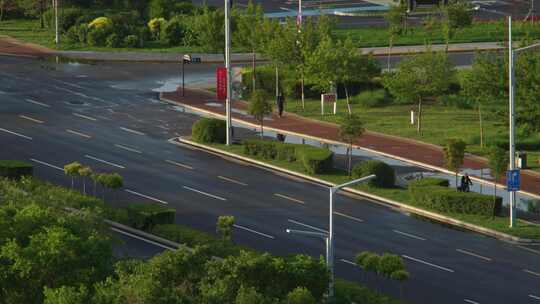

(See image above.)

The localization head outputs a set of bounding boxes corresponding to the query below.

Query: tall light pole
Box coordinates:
[507,16,540,228]
[225,0,233,146]
[54,0,59,46]
[286,174,376,299]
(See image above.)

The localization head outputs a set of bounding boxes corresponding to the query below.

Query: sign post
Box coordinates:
[181,54,192,97]
[321,93,337,115]
[506,170,520,192]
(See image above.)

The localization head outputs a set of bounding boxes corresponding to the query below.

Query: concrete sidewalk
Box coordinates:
[161,88,540,200]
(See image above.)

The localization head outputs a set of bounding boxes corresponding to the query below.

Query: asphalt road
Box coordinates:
[1,56,539,304]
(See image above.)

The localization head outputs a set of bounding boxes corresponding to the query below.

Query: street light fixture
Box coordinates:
[507,16,540,228]
[285,174,376,299]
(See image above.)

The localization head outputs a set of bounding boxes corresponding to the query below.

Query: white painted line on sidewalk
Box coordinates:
[456,249,492,262]
[530,294,540,300]
[25,98,50,107]
[274,193,305,205]
[523,269,540,278]
[218,175,248,186]
[464,299,480,304]
[110,227,176,250]
[183,186,227,201]
[30,158,64,171]
[66,129,92,139]
[84,155,125,169]
[165,159,193,170]
[0,128,32,140]
[393,229,426,241]
[287,219,328,234]
[334,211,364,223]
[124,189,169,205]
[340,259,357,266]
[73,113,97,121]
[115,144,142,154]
[233,224,275,239]
[120,127,146,136]
[402,255,455,273]
[19,115,44,124]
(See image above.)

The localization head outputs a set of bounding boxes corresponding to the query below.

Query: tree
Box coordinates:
[443,139,466,190]
[216,215,235,242]
[44,285,89,304]
[390,269,410,299]
[382,50,455,135]
[64,161,82,189]
[235,285,265,304]
[248,90,273,139]
[286,287,317,304]
[487,146,509,212]
[78,166,92,195]
[191,6,225,54]
[385,4,407,70]
[305,35,338,94]
[339,114,365,176]
[234,1,264,91]
[107,173,123,201]
[515,51,540,132]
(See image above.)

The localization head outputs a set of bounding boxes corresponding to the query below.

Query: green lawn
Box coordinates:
[206,141,540,240]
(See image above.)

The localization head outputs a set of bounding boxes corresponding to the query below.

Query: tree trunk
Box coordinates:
[275,65,279,98]
[348,144,352,177]
[260,119,264,139]
[417,98,422,135]
[480,168,483,194]
[301,72,305,110]
[93,180,97,196]
[387,34,393,71]
[345,85,352,115]
[455,173,458,191]
[71,176,74,189]
[252,49,256,91]
[82,178,86,195]
[493,181,497,219]
[478,103,484,148]
[40,0,44,29]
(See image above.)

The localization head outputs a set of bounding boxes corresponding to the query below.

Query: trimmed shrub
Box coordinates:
[409,184,503,216]
[77,23,89,43]
[350,89,390,108]
[87,28,108,46]
[65,26,80,44]
[123,35,139,48]
[106,33,122,48]
[192,118,226,144]
[334,279,402,304]
[276,143,300,162]
[408,177,450,188]
[352,160,395,188]
[296,146,334,175]
[243,139,277,160]
[88,17,112,30]
[126,203,176,230]
[0,160,33,179]
[377,254,405,277]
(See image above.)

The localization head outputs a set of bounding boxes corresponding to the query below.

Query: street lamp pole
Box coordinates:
[225,0,232,145]
[54,0,59,46]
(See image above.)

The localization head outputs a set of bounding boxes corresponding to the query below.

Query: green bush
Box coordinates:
[409,184,503,216]
[350,89,390,108]
[126,203,176,230]
[65,26,80,44]
[0,160,33,179]
[334,279,403,304]
[162,16,185,46]
[123,35,139,48]
[243,139,277,160]
[408,177,450,188]
[377,254,405,277]
[440,94,474,109]
[296,146,334,175]
[106,33,122,48]
[87,27,109,46]
[77,23,89,43]
[44,8,83,31]
[192,118,227,144]
[276,143,301,162]
[352,160,395,188]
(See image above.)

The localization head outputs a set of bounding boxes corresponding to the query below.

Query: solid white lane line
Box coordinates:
[124,189,169,205]
[340,259,357,266]
[334,212,364,223]
[120,127,146,136]
[183,186,227,201]
[464,299,480,304]
[84,155,125,169]
[233,224,275,239]
[530,295,540,300]
[518,245,540,255]
[523,269,540,277]
[73,113,97,121]
[115,144,142,154]
[218,175,248,186]
[25,98,50,107]
[274,193,305,205]
[110,227,176,251]
[402,255,455,273]
[0,128,32,140]
[456,249,492,262]
[393,229,426,241]
[287,219,328,234]
[30,158,64,171]
[165,159,193,170]
[66,129,92,139]
[19,115,44,124]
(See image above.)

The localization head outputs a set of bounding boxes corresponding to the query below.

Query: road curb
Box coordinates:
[172,137,538,245]
[160,94,540,201]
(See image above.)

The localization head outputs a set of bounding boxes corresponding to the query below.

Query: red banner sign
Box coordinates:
[216,67,227,101]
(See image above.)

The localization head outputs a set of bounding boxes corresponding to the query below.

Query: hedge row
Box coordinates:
[243,139,334,174]
[409,179,502,216]
[126,203,176,230]
[192,118,226,144]
[0,160,33,180]
[408,177,450,188]
[352,160,395,188]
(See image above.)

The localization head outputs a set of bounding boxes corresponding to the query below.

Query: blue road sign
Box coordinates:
[507,170,520,191]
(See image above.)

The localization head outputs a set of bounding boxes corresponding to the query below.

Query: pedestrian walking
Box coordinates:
[460,173,473,192]
[276,93,285,118]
